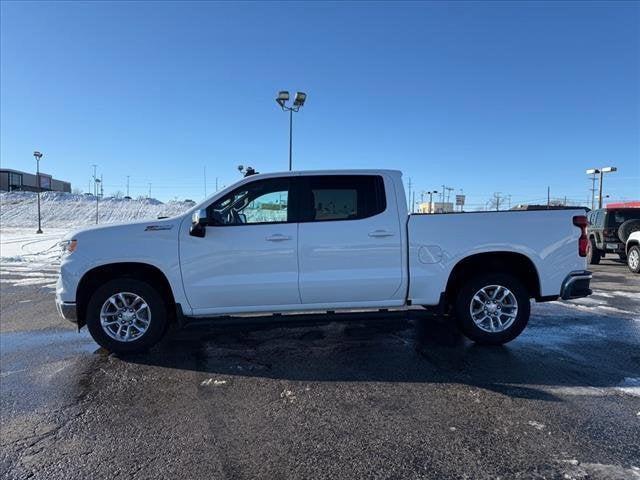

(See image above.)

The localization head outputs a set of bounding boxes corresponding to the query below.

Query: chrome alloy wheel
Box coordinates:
[629,249,640,270]
[100,292,151,342]
[469,285,519,333]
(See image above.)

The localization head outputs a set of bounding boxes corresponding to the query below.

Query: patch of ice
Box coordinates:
[280,388,296,403]
[200,378,228,387]
[527,420,545,430]
[558,459,640,479]
[616,378,640,397]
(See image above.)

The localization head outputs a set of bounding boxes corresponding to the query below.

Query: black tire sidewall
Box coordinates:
[86,278,169,354]
[455,273,531,345]
[628,246,640,274]
[587,238,601,265]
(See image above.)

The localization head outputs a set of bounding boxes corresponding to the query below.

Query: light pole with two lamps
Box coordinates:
[275,91,307,171]
[586,166,617,209]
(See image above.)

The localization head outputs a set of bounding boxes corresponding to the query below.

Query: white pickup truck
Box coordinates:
[56,169,592,353]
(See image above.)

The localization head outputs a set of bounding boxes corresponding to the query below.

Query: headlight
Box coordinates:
[60,239,78,256]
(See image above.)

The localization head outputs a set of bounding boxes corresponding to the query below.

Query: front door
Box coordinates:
[180,177,300,313]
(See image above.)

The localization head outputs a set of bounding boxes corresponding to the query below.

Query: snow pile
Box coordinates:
[0,228,67,288]
[0,191,194,228]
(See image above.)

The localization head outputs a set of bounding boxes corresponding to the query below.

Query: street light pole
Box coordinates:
[428,190,438,214]
[586,167,617,209]
[33,151,43,233]
[95,178,101,224]
[276,91,307,171]
[289,109,293,172]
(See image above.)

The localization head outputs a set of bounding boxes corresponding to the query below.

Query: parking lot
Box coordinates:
[1,258,639,480]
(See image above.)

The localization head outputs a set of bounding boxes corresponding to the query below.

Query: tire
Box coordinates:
[628,246,640,274]
[587,238,601,265]
[454,273,530,345]
[618,220,640,243]
[86,278,170,354]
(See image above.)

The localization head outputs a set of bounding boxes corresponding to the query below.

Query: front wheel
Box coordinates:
[455,273,530,345]
[628,246,640,274]
[86,278,170,354]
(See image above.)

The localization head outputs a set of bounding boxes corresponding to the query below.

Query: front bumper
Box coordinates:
[560,270,593,300]
[56,298,78,323]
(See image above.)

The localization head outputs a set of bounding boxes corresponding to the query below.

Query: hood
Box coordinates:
[64,216,183,241]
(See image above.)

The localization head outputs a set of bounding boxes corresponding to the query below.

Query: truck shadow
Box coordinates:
[121,312,640,402]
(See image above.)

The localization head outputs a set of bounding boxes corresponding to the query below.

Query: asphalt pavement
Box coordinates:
[1,259,639,479]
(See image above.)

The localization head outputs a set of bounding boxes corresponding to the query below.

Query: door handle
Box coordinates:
[368,230,394,238]
[266,234,291,242]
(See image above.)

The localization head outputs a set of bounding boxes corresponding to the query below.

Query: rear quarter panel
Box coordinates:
[408,210,586,305]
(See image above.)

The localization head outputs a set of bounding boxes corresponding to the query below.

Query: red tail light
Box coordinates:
[573,215,588,257]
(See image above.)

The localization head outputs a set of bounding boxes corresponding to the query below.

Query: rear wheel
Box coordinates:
[455,273,530,345]
[587,238,601,265]
[86,278,169,354]
[628,246,640,274]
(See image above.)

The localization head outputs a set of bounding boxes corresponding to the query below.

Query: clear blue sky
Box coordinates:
[1,1,638,207]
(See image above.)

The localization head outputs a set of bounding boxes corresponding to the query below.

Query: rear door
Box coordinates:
[296,174,404,305]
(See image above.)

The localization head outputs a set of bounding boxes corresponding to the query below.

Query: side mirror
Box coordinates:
[189,209,209,237]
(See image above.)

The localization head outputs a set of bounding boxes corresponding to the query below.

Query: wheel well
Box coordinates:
[76,262,176,328]
[628,240,640,253]
[444,252,541,304]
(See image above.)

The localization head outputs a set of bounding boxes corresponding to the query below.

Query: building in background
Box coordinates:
[0,168,71,193]
[416,201,454,214]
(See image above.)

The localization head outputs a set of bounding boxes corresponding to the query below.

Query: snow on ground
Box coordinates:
[0,191,193,228]
[1,191,193,288]
[1,228,70,289]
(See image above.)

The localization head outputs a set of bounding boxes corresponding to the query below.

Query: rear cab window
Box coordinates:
[606,209,640,227]
[296,175,386,222]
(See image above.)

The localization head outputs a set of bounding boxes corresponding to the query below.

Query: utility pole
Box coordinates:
[547,186,550,208]
[215,177,219,192]
[148,183,152,199]
[494,192,502,211]
[126,176,130,197]
[34,151,43,234]
[588,171,597,210]
[407,178,412,211]
[445,186,454,204]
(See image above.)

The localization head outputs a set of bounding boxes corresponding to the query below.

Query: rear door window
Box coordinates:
[296,175,386,222]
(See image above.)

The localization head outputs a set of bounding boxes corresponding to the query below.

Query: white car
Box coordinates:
[56,169,592,353]
[626,231,640,273]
